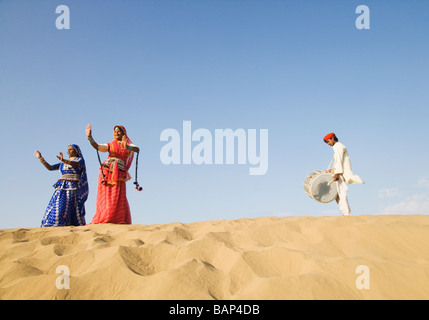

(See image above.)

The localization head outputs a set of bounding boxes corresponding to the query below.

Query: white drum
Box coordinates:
[303,170,338,203]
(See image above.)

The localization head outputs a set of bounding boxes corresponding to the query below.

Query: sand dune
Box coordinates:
[1,215,429,300]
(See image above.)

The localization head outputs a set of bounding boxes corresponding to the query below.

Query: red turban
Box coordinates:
[324,132,335,141]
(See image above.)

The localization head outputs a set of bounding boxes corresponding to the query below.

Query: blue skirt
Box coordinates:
[41,185,86,227]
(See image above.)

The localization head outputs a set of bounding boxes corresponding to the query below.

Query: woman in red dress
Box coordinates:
[86,124,140,224]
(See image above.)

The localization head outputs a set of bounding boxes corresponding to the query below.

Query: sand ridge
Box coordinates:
[1,215,429,299]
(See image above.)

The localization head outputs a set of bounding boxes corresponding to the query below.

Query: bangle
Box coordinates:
[87,136,95,143]
[39,158,46,163]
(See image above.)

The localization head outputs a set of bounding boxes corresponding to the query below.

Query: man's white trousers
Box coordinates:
[335,175,351,216]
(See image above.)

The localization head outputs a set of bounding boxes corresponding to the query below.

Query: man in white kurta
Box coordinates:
[324,133,364,216]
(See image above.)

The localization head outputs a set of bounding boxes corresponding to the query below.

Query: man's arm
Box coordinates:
[333,144,345,181]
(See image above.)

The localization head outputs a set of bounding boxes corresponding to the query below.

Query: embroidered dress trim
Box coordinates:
[103,157,126,171]
[59,173,80,181]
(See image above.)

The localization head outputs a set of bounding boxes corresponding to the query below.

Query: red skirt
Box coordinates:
[90,170,132,224]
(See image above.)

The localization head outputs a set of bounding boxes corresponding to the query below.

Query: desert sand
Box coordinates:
[1,215,429,300]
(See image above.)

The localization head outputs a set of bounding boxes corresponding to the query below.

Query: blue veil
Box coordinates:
[70,144,89,204]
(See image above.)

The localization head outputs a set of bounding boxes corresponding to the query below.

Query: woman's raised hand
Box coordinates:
[119,134,128,149]
[86,124,92,138]
[57,152,64,162]
[35,150,42,159]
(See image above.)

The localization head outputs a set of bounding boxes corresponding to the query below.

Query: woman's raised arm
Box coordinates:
[86,124,108,152]
[35,150,54,171]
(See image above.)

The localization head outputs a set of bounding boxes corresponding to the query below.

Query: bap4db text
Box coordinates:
[214,305,260,315]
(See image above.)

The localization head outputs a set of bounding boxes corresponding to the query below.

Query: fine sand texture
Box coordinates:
[1,215,429,300]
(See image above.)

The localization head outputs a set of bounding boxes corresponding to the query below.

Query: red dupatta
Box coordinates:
[102,125,135,185]
[114,125,134,173]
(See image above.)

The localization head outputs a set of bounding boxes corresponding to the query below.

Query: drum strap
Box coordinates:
[327,156,335,171]
[326,156,337,186]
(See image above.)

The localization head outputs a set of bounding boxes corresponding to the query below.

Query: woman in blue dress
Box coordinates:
[35,144,89,227]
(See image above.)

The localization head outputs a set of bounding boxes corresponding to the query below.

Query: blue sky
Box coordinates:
[1,0,428,229]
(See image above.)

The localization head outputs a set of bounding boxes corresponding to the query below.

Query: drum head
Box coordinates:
[311,173,337,203]
[304,171,338,203]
